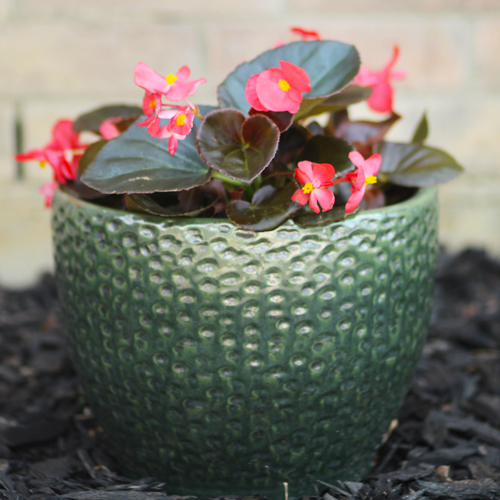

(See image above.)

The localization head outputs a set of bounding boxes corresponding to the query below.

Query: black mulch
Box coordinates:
[1,249,500,500]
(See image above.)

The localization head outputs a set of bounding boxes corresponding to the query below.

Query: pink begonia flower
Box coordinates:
[153,106,196,155]
[137,92,163,137]
[291,161,335,214]
[155,130,186,156]
[345,151,382,213]
[134,62,206,102]
[159,107,195,136]
[354,45,406,113]
[245,60,311,114]
[290,27,321,41]
[39,180,59,208]
[15,119,87,184]
[99,118,121,139]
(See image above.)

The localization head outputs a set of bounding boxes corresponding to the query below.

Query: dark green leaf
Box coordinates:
[196,108,279,183]
[306,121,324,136]
[81,106,217,194]
[61,140,110,199]
[294,206,350,228]
[333,112,400,146]
[411,112,429,144]
[179,187,204,213]
[226,180,301,231]
[275,124,309,159]
[200,179,228,212]
[73,105,143,134]
[298,135,353,174]
[248,108,293,132]
[294,85,372,121]
[78,140,108,176]
[361,188,386,210]
[61,179,108,200]
[319,85,372,108]
[126,188,218,217]
[261,161,294,187]
[252,185,277,205]
[218,40,360,113]
[377,141,464,186]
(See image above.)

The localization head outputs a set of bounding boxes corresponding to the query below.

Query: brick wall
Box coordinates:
[1,0,499,286]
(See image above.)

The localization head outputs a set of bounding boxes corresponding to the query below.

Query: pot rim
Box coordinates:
[53,186,437,229]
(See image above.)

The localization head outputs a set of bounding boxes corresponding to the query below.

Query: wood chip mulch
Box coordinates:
[1,248,500,500]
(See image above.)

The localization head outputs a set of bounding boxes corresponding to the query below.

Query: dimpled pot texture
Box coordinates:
[52,187,438,499]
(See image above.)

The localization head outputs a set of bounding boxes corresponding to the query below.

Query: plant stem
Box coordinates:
[332,177,350,185]
[185,99,204,120]
[211,170,248,188]
[263,172,294,180]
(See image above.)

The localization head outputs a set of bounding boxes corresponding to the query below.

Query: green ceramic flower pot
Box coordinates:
[52,188,438,499]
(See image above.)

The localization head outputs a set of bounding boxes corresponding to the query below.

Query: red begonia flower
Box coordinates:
[159,106,195,136]
[291,161,335,214]
[99,118,121,139]
[141,92,162,118]
[345,151,382,213]
[146,105,196,154]
[354,46,406,113]
[154,124,187,155]
[290,27,321,41]
[245,74,267,111]
[274,26,321,47]
[137,92,163,137]
[245,60,311,114]
[15,119,86,184]
[134,62,206,102]
[39,180,59,208]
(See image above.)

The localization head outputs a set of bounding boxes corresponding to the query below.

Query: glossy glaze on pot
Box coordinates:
[52,188,438,498]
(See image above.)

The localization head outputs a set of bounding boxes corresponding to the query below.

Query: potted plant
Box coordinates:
[17,29,463,499]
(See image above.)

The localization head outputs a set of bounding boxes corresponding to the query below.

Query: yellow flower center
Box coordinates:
[165,73,177,84]
[149,99,156,108]
[302,182,314,194]
[176,113,187,127]
[278,79,291,92]
[39,160,46,168]
[365,175,377,186]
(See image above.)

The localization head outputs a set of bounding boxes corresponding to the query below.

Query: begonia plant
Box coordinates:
[16,29,463,232]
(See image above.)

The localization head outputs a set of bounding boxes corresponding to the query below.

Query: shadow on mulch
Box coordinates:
[1,249,500,500]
